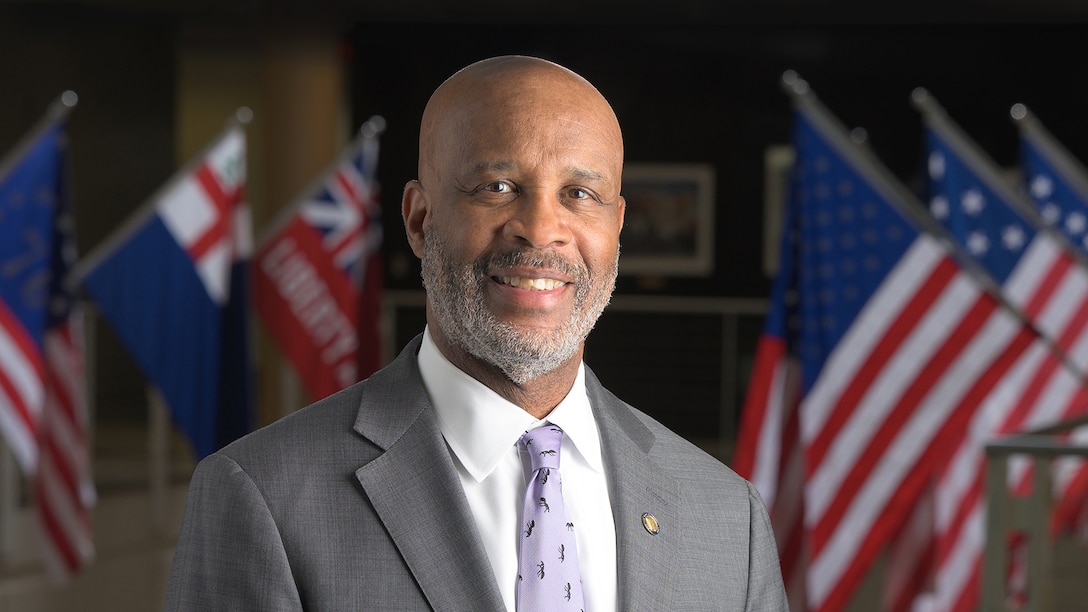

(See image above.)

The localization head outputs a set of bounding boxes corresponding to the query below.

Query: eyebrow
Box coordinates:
[468,161,515,175]
[464,161,610,184]
[567,167,607,183]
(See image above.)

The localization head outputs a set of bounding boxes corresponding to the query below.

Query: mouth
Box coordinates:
[495,276,568,291]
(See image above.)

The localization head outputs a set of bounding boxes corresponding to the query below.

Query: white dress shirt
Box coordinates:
[418,328,618,612]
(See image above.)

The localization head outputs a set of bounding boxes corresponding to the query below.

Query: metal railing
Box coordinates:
[983,415,1088,611]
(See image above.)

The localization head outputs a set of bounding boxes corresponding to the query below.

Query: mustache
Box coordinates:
[474,249,587,281]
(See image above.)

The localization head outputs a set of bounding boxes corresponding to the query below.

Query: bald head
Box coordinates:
[418,56,623,187]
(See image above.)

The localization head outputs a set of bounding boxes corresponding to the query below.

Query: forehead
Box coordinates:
[421,62,624,182]
[444,88,622,179]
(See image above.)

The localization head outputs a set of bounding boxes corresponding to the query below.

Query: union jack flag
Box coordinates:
[299,146,381,281]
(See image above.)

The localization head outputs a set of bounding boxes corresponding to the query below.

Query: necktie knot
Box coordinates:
[520,425,563,471]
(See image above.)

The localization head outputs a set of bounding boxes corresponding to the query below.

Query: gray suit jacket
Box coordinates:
[166,335,788,611]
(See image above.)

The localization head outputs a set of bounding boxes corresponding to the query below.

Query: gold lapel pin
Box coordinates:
[641,513,660,535]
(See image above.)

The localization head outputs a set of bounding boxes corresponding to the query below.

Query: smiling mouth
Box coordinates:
[496,276,567,291]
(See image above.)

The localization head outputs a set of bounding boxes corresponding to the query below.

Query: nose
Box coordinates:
[501,190,573,248]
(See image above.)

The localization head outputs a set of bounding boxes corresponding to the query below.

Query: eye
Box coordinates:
[481,180,515,194]
[564,187,600,203]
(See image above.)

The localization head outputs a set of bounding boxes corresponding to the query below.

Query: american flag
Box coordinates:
[919,95,1088,608]
[1014,106,1088,534]
[734,78,1086,612]
[253,121,383,401]
[0,99,95,577]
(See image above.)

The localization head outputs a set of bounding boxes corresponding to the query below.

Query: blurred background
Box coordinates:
[3,0,1088,609]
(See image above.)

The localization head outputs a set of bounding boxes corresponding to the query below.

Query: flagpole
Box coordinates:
[0,91,78,185]
[148,386,168,531]
[254,114,385,246]
[70,107,254,287]
[1011,103,1088,208]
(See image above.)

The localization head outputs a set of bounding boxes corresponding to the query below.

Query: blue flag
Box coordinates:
[79,125,253,458]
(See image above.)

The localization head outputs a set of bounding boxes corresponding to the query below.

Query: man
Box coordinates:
[166,55,787,611]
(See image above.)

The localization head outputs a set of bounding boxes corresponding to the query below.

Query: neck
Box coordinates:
[428,327,581,419]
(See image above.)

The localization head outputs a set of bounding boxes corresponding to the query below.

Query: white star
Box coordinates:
[928,151,945,180]
[931,195,950,220]
[1002,225,1025,251]
[1067,212,1087,236]
[967,230,990,255]
[962,189,986,216]
[1041,202,1062,225]
[1031,174,1054,199]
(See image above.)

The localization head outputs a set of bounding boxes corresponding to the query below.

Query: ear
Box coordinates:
[615,195,626,236]
[402,180,429,259]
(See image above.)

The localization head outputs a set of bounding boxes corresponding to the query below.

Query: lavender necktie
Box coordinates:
[517,425,585,611]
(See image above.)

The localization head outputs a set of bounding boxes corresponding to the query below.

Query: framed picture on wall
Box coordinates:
[619,163,715,276]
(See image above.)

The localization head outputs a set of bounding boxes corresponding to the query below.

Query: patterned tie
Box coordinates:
[517,425,585,611]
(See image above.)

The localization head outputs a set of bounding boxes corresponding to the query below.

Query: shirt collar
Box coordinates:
[418,327,603,482]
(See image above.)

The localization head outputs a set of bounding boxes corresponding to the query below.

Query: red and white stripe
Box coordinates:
[734,336,805,608]
[1006,234,1088,371]
[0,299,43,474]
[36,312,94,576]
[803,235,1039,612]
[909,333,1087,610]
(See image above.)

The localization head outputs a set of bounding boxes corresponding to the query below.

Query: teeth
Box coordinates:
[500,277,565,290]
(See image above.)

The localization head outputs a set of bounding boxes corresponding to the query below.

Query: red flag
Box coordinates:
[253,121,383,401]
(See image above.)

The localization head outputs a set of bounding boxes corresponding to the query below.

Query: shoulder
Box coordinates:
[585,366,755,500]
[201,382,372,487]
[214,336,428,473]
[632,400,750,490]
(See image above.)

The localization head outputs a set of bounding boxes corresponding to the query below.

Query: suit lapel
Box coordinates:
[353,337,505,611]
[587,368,681,611]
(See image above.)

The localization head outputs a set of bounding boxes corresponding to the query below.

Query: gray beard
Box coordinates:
[421,231,618,385]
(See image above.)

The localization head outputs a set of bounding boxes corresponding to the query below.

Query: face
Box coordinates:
[405,63,625,384]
